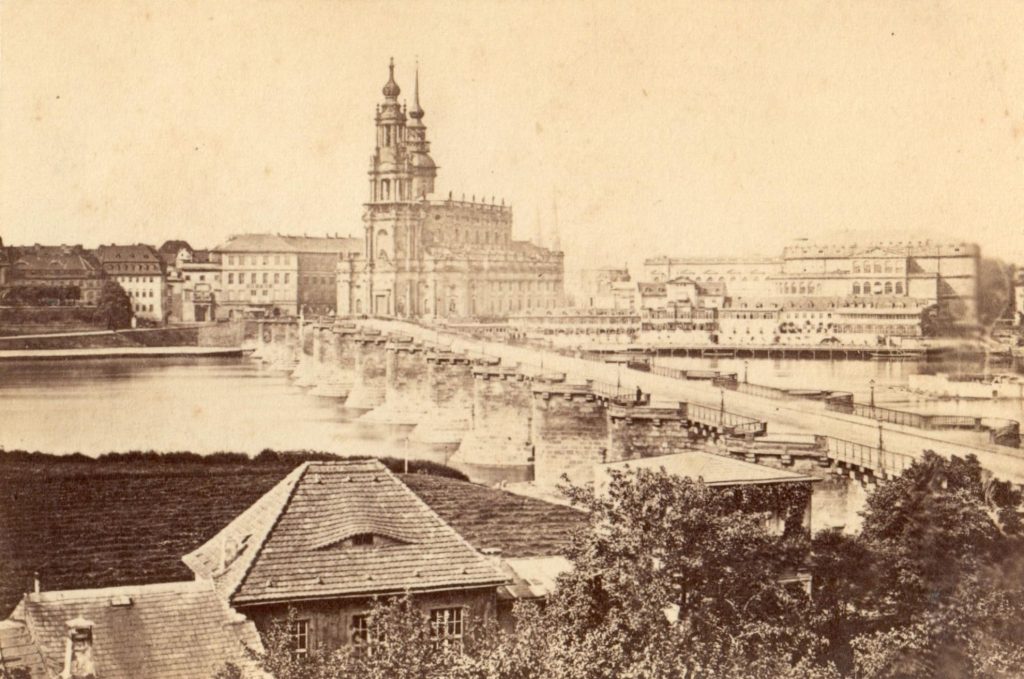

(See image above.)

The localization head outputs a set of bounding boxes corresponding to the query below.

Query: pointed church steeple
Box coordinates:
[408,62,425,125]
[549,193,562,253]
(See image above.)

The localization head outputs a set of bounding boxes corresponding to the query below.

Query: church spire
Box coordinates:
[409,61,424,122]
[549,193,562,252]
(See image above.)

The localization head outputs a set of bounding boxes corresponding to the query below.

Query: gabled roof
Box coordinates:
[183,460,507,606]
[3,580,261,679]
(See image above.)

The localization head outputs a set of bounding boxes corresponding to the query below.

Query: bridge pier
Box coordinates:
[532,381,609,487]
[310,324,352,398]
[449,362,539,476]
[360,337,432,426]
[343,332,387,411]
[292,321,318,386]
[606,403,700,463]
[408,352,477,451]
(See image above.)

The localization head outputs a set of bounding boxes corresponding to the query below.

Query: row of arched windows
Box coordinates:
[853,281,904,295]
[781,282,823,295]
[852,259,904,274]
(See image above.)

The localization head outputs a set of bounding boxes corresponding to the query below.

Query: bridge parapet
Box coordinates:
[607,402,701,463]
[531,381,609,486]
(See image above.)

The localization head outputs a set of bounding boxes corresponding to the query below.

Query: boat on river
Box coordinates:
[907,372,1024,400]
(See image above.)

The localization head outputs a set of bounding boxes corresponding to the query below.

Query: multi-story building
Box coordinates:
[166,248,223,323]
[4,244,106,305]
[644,239,980,326]
[215,234,360,318]
[94,244,167,321]
[337,60,565,320]
[577,268,633,308]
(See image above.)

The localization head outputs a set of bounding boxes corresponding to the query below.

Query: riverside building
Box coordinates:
[645,239,980,327]
[336,60,565,320]
[93,244,168,321]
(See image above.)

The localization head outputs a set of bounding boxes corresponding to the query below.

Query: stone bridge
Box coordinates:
[245,318,1024,488]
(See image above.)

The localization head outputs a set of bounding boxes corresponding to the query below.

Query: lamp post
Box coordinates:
[744,360,749,384]
[869,379,876,408]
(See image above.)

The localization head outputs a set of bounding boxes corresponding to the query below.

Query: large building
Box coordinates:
[337,60,565,320]
[215,234,361,318]
[2,244,106,306]
[93,244,168,321]
[645,239,980,326]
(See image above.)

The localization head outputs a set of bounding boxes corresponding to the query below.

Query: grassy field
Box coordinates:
[0,451,476,617]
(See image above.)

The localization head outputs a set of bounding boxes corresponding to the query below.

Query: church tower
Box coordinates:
[361,59,437,317]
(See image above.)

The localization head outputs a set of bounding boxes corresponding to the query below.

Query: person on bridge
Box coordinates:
[636,386,644,404]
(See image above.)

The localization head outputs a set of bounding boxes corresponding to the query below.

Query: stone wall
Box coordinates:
[452,362,536,467]
[344,334,387,410]
[606,403,698,462]
[531,381,609,486]
[409,353,476,447]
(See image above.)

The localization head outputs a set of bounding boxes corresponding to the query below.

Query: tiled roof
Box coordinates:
[638,282,667,295]
[184,460,507,606]
[4,580,261,679]
[215,234,362,254]
[9,246,103,276]
[282,236,362,254]
[598,452,817,488]
[0,619,46,678]
[401,474,585,558]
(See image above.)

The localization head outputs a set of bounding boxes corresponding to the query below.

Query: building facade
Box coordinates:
[4,245,106,306]
[215,234,360,318]
[644,239,980,326]
[337,60,565,320]
[93,244,168,321]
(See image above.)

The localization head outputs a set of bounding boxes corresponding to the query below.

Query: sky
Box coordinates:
[1,0,1023,276]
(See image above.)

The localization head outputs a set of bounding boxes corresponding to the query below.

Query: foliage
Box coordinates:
[0,284,81,306]
[810,451,1024,678]
[977,257,1013,330]
[92,279,133,329]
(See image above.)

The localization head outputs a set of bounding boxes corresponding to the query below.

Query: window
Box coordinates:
[228,273,234,284]
[274,273,280,284]
[291,620,309,655]
[284,273,290,283]
[351,614,373,649]
[263,273,269,284]
[429,608,464,648]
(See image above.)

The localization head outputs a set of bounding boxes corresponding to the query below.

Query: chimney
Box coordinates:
[63,617,97,679]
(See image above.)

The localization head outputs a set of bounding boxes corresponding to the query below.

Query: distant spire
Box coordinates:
[534,203,545,248]
[409,60,424,121]
[549,193,562,252]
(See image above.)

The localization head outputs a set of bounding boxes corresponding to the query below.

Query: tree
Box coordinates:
[808,451,1024,678]
[528,468,831,679]
[93,280,133,329]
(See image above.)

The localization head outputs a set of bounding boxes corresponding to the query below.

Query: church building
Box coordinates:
[337,60,565,319]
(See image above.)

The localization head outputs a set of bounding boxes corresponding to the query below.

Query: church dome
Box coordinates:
[410,152,436,169]
[382,58,401,98]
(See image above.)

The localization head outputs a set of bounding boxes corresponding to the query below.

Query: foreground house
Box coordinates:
[183,460,512,653]
[0,580,261,679]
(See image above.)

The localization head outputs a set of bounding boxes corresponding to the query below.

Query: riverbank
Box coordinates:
[0,323,244,354]
[0,346,249,361]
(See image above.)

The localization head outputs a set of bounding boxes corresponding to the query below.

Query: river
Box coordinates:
[2,354,1019,533]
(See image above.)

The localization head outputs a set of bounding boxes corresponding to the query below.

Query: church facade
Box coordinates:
[337,60,565,320]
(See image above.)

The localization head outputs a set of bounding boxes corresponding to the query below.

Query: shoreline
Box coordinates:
[0,346,248,361]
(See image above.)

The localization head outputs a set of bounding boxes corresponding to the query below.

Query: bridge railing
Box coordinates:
[817,435,915,476]
[686,402,767,436]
